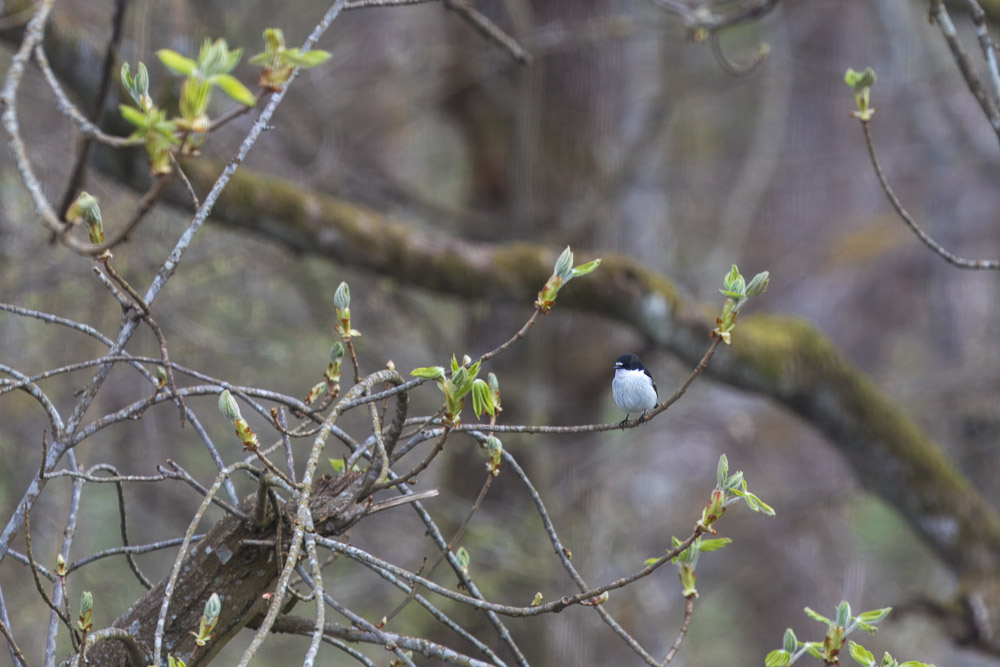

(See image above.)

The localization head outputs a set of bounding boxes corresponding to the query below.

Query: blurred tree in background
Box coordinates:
[2,0,1000,665]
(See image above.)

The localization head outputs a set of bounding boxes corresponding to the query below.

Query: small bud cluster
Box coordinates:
[844,67,877,122]
[534,246,601,313]
[713,265,770,344]
[764,603,913,667]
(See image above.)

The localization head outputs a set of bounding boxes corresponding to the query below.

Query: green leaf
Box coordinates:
[571,258,602,278]
[745,491,776,516]
[329,458,345,473]
[213,73,256,106]
[411,366,445,380]
[248,52,273,66]
[764,649,791,667]
[848,640,875,666]
[157,49,198,76]
[857,607,892,624]
[697,537,731,552]
[716,454,729,487]
[804,607,833,626]
[805,642,825,660]
[844,67,876,92]
[455,546,470,569]
[855,620,877,634]
[470,379,495,419]
[119,104,148,128]
[724,471,744,491]
[898,662,935,667]
[282,48,332,68]
[643,556,662,566]
[782,628,797,654]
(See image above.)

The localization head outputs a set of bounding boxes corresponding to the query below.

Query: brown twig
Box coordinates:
[67,173,174,256]
[169,153,201,210]
[860,118,1000,270]
[376,427,450,490]
[385,472,493,621]
[931,1,1000,140]
[0,615,28,666]
[442,0,531,64]
[55,0,129,218]
[660,596,695,666]
[24,512,79,649]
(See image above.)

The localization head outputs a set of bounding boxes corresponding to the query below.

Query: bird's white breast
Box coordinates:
[612,368,658,412]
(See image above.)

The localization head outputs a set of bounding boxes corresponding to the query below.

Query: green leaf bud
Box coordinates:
[80,591,93,614]
[836,600,851,628]
[330,342,345,363]
[218,389,242,421]
[263,28,285,52]
[455,546,470,575]
[487,372,500,395]
[745,271,770,298]
[203,593,221,626]
[78,591,93,631]
[334,281,350,310]
[554,246,574,280]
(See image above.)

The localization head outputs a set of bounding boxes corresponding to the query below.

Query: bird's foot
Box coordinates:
[618,415,631,430]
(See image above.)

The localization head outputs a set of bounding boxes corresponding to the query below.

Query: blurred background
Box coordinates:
[2,0,1000,664]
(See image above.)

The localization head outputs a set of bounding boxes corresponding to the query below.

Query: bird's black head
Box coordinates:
[614,353,645,371]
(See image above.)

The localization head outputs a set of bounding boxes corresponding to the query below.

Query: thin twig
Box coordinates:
[860,118,1000,269]
[24,513,78,648]
[55,0,130,217]
[443,0,531,64]
[931,1,1000,139]
[385,471,493,621]
[0,615,28,667]
[503,449,660,665]
[659,596,695,666]
[90,464,153,588]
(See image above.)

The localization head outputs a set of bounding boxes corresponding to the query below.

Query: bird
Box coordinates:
[612,353,658,429]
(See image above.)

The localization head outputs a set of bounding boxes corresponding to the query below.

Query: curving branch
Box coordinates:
[157,159,1000,649]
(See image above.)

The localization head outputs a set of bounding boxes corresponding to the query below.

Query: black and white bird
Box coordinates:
[612,353,658,428]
